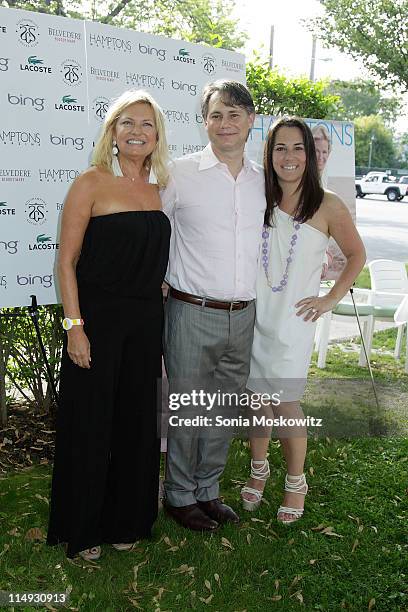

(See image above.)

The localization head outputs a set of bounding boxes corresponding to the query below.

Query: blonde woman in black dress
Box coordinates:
[47,91,170,560]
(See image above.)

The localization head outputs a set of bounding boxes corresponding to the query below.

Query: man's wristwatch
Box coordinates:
[62,317,84,331]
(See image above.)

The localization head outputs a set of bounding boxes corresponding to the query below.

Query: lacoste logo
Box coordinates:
[36,234,51,243]
[179,48,189,56]
[28,56,43,65]
[62,95,77,103]
[0,202,6,206]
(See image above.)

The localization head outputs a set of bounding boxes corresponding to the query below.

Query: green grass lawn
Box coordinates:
[0,270,407,611]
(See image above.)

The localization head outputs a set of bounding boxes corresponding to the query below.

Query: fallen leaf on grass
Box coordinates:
[288,538,295,545]
[351,539,359,553]
[312,525,343,538]
[0,544,10,557]
[25,527,45,541]
[132,559,147,593]
[274,579,280,590]
[221,536,234,550]
[290,575,303,589]
[172,564,194,576]
[35,493,49,505]
[309,467,314,476]
[214,573,220,585]
[246,534,251,545]
[204,579,211,591]
[128,598,143,609]
[260,570,268,577]
[311,523,325,531]
[199,594,214,605]
[309,559,317,565]
[8,528,20,536]
[250,518,264,523]
[270,595,282,601]
[371,526,378,534]
[358,524,364,533]
[368,598,375,610]
[290,590,303,603]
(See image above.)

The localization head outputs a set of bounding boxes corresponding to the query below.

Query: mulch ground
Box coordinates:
[0,403,56,474]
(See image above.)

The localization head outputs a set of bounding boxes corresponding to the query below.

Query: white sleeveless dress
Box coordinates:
[248,208,329,401]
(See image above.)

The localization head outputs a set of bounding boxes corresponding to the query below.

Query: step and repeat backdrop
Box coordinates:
[0,6,354,308]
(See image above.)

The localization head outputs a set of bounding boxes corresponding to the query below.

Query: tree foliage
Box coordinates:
[2,0,247,50]
[246,58,341,119]
[327,79,404,124]
[354,115,397,168]
[310,0,408,91]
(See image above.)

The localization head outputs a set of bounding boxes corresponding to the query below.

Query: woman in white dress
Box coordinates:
[241,117,366,523]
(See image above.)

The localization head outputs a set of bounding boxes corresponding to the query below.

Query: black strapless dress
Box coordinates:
[47,211,170,558]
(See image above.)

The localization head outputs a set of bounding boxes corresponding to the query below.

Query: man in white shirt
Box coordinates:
[162,80,265,531]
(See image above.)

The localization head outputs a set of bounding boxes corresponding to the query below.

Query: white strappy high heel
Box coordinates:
[79,546,101,561]
[277,473,308,524]
[241,459,270,511]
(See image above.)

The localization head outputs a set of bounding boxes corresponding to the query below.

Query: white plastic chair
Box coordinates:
[361,260,408,369]
[314,287,373,368]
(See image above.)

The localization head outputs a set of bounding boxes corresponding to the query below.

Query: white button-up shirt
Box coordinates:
[161,143,266,301]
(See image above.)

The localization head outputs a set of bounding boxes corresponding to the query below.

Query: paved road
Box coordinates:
[356,195,408,263]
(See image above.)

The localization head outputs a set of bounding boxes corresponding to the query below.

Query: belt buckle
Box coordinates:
[229,300,240,312]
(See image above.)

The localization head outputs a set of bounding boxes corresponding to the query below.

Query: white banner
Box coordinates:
[0,6,245,307]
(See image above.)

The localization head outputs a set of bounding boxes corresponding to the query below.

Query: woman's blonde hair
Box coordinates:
[311,124,332,152]
[92,90,169,187]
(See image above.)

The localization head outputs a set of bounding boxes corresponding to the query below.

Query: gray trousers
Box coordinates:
[163,295,255,506]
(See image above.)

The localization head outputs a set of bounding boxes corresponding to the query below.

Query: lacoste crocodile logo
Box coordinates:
[179,48,189,56]
[0,202,6,207]
[62,95,77,103]
[36,234,51,243]
[28,56,43,65]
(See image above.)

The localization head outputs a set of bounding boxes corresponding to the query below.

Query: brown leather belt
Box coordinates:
[169,288,251,311]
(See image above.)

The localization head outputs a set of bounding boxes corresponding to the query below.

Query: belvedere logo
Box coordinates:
[54,94,85,113]
[0,201,16,216]
[0,58,9,72]
[25,197,48,225]
[16,19,39,47]
[8,93,45,112]
[60,59,83,86]
[0,170,31,183]
[90,66,120,82]
[92,97,109,122]
[20,56,52,74]
[48,27,81,43]
[174,48,196,65]
[28,234,59,251]
[0,239,18,255]
[201,53,217,75]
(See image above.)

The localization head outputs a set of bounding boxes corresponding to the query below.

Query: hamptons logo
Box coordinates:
[0,131,40,146]
[163,109,190,124]
[28,234,59,251]
[0,201,16,216]
[16,18,39,47]
[89,33,131,52]
[173,48,195,65]
[125,73,165,89]
[55,95,85,112]
[39,168,80,182]
[20,56,52,74]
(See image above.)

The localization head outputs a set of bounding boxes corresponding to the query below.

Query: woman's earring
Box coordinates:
[112,140,118,155]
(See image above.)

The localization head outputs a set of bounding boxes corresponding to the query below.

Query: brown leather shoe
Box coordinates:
[163,501,219,531]
[197,499,240,524]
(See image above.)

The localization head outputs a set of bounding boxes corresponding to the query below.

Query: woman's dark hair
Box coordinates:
[201,80,255,120]
[264,116,324,226]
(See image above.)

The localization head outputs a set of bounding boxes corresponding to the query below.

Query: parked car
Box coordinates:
[355,172,408,201]
[398,176,408,185]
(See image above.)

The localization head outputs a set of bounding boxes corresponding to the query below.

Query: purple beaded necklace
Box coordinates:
[262,210,301,292]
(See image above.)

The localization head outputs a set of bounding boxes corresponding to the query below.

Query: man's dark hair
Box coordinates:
[201,80,255,120]
[264,116,324,226]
